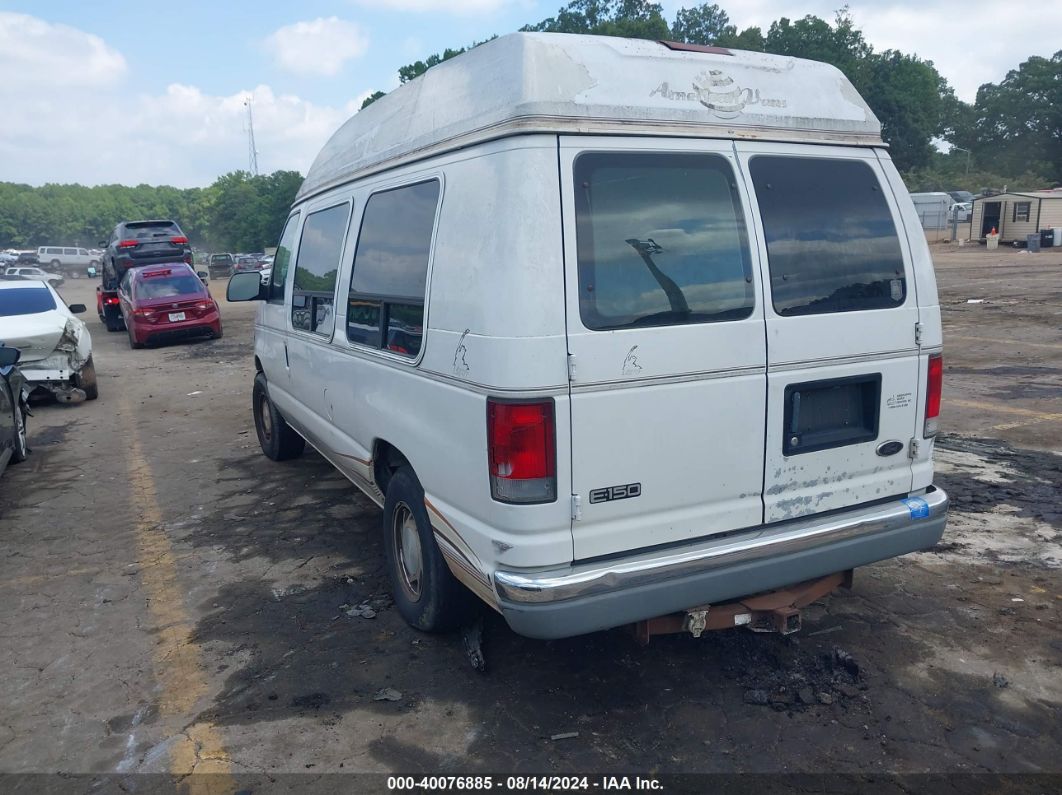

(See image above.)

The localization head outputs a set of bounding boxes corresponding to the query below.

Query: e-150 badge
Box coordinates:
[589,483,642,504]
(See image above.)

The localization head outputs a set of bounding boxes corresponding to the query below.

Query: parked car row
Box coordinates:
[0,277,99,480]
[2,266,65,287]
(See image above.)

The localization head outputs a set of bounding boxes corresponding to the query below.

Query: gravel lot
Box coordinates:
[1,245,1059,789]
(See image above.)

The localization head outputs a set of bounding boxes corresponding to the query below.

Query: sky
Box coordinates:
[0,1,1054,188]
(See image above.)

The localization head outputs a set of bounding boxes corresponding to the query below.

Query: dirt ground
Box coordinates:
[1,246,1060,790]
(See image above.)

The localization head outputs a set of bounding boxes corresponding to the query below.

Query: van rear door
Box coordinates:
[560,137,767,560]
[735,143,921,523]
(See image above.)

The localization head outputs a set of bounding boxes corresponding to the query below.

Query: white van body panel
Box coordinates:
[256,137,575,573]
[734,141,923,523]
[559,135,767,559]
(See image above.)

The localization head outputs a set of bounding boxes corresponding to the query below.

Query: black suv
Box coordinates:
[101,220,192,289]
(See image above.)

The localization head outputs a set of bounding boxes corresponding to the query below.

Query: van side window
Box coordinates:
[346,180,440,358]
[749,157,906,316]
[573,152,755,330]
[269,212,300,304]
[291,204,349,335]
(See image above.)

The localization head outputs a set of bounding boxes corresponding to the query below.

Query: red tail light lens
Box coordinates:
[171,236,189,244]
[487,399,556,504]
[924,353,943,437]
[117,240,138,248]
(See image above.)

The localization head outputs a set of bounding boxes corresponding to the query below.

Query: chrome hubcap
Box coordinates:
[258,395,272,441]
[392,502,423,602]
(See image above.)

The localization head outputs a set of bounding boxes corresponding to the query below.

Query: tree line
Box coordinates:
[0,170,302,252]
[2,1,1057,251]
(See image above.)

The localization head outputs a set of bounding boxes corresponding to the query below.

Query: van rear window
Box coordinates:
[749,157,906,316]
[573,152,754,330]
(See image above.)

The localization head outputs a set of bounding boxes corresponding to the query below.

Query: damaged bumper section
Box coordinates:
[494,487,948,639]
[22,323,91,403]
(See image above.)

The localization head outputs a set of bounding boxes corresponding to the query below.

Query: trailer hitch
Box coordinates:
[631,570,852,646]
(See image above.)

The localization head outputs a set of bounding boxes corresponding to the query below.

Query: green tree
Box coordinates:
[715,26,765,52]
[972,51,1061,183]
[360,91,385,110]
[764,10,871,77]
[524,0,670,40]
[860,51,948,171]
[671,4,734,45]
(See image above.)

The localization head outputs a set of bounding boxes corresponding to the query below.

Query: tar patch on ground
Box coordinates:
[936,434,1062,529]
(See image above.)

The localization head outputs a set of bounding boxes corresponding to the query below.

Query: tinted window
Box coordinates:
[269,214,299,304]
[122,221,180,239]
[135,272,204,299]
[749,157,906,317]
[573,152,754,330]
[0,287,56,316]
[346,180,440,357]
[292,203,349,335]
[64,248,77,255]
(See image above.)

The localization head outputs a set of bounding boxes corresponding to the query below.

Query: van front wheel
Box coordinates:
[384,467,471,632]
[252,373,305,461]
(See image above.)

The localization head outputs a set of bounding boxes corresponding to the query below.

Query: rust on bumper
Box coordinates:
[630,570,853,645]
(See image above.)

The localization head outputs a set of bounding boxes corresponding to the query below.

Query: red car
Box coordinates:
[118,263,222,348]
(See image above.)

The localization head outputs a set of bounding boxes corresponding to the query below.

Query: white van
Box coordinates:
[37,246,99,276]
[227,33,948,640]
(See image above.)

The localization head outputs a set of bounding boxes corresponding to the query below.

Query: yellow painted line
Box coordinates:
[122,395,233,788]
[948,335,1062,351]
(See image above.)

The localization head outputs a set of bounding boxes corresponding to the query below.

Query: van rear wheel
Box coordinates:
[383,467,471,633]
[252,373,305,461]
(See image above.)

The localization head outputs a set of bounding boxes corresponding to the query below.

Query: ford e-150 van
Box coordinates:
[227,33,948,640]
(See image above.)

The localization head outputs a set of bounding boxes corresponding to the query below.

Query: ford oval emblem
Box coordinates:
[876,440,904,457]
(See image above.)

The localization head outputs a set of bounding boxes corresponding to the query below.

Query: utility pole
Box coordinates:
[952,146,971,176]
[245,97,260,176]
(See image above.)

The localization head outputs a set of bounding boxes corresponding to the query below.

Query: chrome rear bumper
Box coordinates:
[494,487,948,639]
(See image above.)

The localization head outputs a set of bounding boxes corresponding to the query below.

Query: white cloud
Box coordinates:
[0,76,362,188]
[0,11,126,90]
[265,16,369,76]
[0,14,371,187]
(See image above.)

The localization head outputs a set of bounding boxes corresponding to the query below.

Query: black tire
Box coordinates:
[11,404,28,463]
[78,356,99,400]
[104,315,123,332]
[252,372,304,461]
[212,327,223,340]
[383,467,471,632]
[127,324,143,349]
[50,260,60,269]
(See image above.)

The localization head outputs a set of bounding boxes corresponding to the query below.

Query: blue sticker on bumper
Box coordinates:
[902,497,930,519]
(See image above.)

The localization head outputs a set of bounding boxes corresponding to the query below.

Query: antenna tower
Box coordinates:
[245,97,260,176]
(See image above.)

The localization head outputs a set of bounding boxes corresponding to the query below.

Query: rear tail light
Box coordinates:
[171,236,189,244]
[104,296,119,305]
[924,353,943,437]
[487,398,556,504]
[117,240,138,248]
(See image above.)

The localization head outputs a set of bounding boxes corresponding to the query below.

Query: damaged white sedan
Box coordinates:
[0,280,97,403]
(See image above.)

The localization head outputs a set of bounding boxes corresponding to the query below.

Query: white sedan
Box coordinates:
[0,280,97,402]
